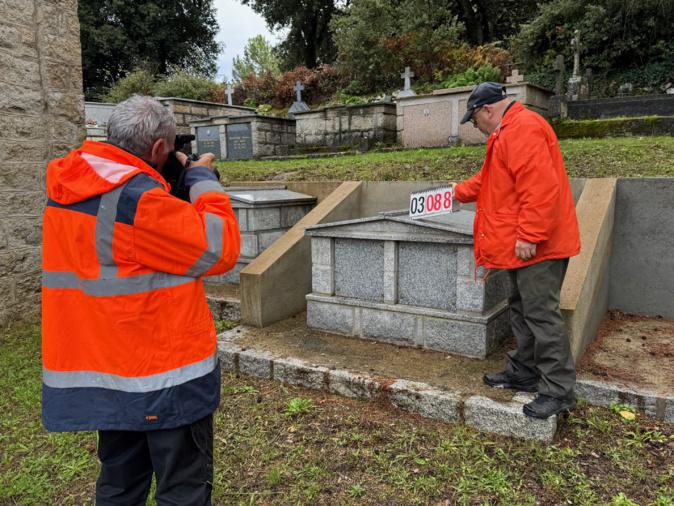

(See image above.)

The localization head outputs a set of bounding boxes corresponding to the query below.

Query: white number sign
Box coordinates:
[409,185,458,219]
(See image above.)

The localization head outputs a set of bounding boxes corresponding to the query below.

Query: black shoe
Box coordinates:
[523,394,576,419]
[483,371,537,392]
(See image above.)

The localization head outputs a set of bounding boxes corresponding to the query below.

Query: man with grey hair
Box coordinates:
[42,95,240,504]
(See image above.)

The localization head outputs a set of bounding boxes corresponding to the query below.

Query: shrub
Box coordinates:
[153,68,223,102]
[103,68,156,103]
[438,63,502,89]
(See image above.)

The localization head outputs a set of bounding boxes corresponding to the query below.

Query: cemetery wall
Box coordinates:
[0,0,85,326]
[609,178,674,319]
[552,116,674,139]
[294,103,397,149]
[158,98,254,135]
[567,95,674,120]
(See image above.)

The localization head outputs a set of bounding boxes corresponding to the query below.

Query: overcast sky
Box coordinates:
[213,0,280,83]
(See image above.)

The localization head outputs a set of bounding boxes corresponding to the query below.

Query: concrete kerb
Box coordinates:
[217,327,558,441]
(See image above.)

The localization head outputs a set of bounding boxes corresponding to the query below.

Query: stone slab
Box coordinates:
[359,307,416,345]
[216,339,242,372]
[334,238,384,302]
[422,315,489,358]
[398,243,456,311]
[306,299,354,335]
[327,369,381,400]
[247,207,281,231]
[388,380,461,423]
[273,357,328,390]
[238,349,275,380]
[464,395,558,442]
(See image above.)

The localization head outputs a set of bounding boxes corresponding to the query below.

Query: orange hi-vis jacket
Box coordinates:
[41,141,240,431]
[454,101,580,270]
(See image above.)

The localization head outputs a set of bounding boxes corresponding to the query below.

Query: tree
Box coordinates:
[240,0,338,69]
[232,35,281,82]
[79,0,221,100]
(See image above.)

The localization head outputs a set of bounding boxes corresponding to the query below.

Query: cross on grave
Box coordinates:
[553,54,565,96]
[294,80,304,103]
[401,66,415,91]
[506,69,524,84]
[225,85,234,106]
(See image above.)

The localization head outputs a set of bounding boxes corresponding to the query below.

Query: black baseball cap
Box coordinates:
[460,82,507,124]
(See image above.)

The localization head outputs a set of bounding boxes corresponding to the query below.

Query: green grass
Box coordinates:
[215,136,674,183]
[2,324,673,505]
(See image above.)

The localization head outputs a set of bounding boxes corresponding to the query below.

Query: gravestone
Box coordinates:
[549,55,568,118]
[196,125,222,159]
[506,69,524,84]
[305,210,513,358]
[225,123,253,160]
[288,80,310,118]
[398,67,417,98]
[553,55,566,96]
[567,30,589,101]
[208,188,317,284]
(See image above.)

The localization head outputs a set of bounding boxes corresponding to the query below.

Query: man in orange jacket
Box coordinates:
[42,95,240,504]
[454,82,580,419]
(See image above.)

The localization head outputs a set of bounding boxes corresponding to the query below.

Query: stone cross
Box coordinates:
[570,30,581,77]
[401,67,414,91]
[506,69,524,84]
[294,80,304,103]
[553,54,565,96]
[225,85,234,106]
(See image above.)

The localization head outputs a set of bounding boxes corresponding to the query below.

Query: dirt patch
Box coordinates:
[579,311,674,394]
[230,313,517,402]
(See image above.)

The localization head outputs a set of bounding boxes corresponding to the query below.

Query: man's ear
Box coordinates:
[149,138,167,162]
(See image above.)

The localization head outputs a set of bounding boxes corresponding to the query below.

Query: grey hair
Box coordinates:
[107,95,176,157]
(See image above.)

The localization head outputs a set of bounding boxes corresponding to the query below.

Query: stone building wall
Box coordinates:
[0,0,85,326]
[295,103,397,149]
[158,98,254,135]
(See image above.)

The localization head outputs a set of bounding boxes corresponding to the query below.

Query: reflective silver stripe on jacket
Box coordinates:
[185,213,224,277]
[189,179,225,202]
[42,270,197,296]
[43,352,217,393]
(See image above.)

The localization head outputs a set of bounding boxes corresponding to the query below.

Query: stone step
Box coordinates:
[217,325,558,442]
[205,284,241,321]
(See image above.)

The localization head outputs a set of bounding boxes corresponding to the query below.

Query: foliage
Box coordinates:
[103,68,157,103]
[241,0,339,69]
[438,63,502,89]
[79,0,220,100]
[512,0,674,96]
[283,397,315,417]
[233,65,340,108]
[153,68,223,102]
[232,35,282,82]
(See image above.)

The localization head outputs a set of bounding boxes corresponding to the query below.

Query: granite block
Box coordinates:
[388,380,461,423]
[575,379,621,407]
[484,271,514,312]
[248,207,281,230]
[306,300,354,335]
[334,238,384,302]
[456,276,484,312]
[383,241,398,303]
[205,260,246,284]
[281,205,311,227]
[398,243,456,311]
[312,265,334,295]
[236,208,248,231]
[422,316,488,357]
[666,398,674,424]
[274,357,328,390]
[464,395,557,442]
[238,349,275,380]
[360,307,416,345]
[216,340,242,372]
[456,246,475,276]
[328,369,380,400]
[240,233,259,258]
[259,230,284,251]
[311,237,333,267]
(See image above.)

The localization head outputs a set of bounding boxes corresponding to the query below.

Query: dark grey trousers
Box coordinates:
[505,258,576,399]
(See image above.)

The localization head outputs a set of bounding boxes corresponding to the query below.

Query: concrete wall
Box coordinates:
[0,0,85,326]
[568,95,674,120]
[609,178,674,318]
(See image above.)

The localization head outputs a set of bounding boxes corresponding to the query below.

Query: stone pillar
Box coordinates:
[0,0,85,326]
[383,241,398,303]
[311,238,335,295]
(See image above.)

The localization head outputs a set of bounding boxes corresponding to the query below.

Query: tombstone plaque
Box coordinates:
[226,123,253,160]
[196,126,222,159]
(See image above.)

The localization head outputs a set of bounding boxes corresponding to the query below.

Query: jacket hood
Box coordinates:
[46,140,169,204]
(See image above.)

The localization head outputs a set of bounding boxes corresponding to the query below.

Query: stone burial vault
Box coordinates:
[304,210,514,358]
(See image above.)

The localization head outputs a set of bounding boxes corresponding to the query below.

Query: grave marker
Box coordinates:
[398,67,417,97]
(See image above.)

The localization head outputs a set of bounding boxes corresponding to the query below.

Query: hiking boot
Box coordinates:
[483,371,537,392]
[523,394,576,419]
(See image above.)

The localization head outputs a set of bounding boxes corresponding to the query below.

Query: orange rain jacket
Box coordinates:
[42,141,240,431]
[454,101,580,270]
